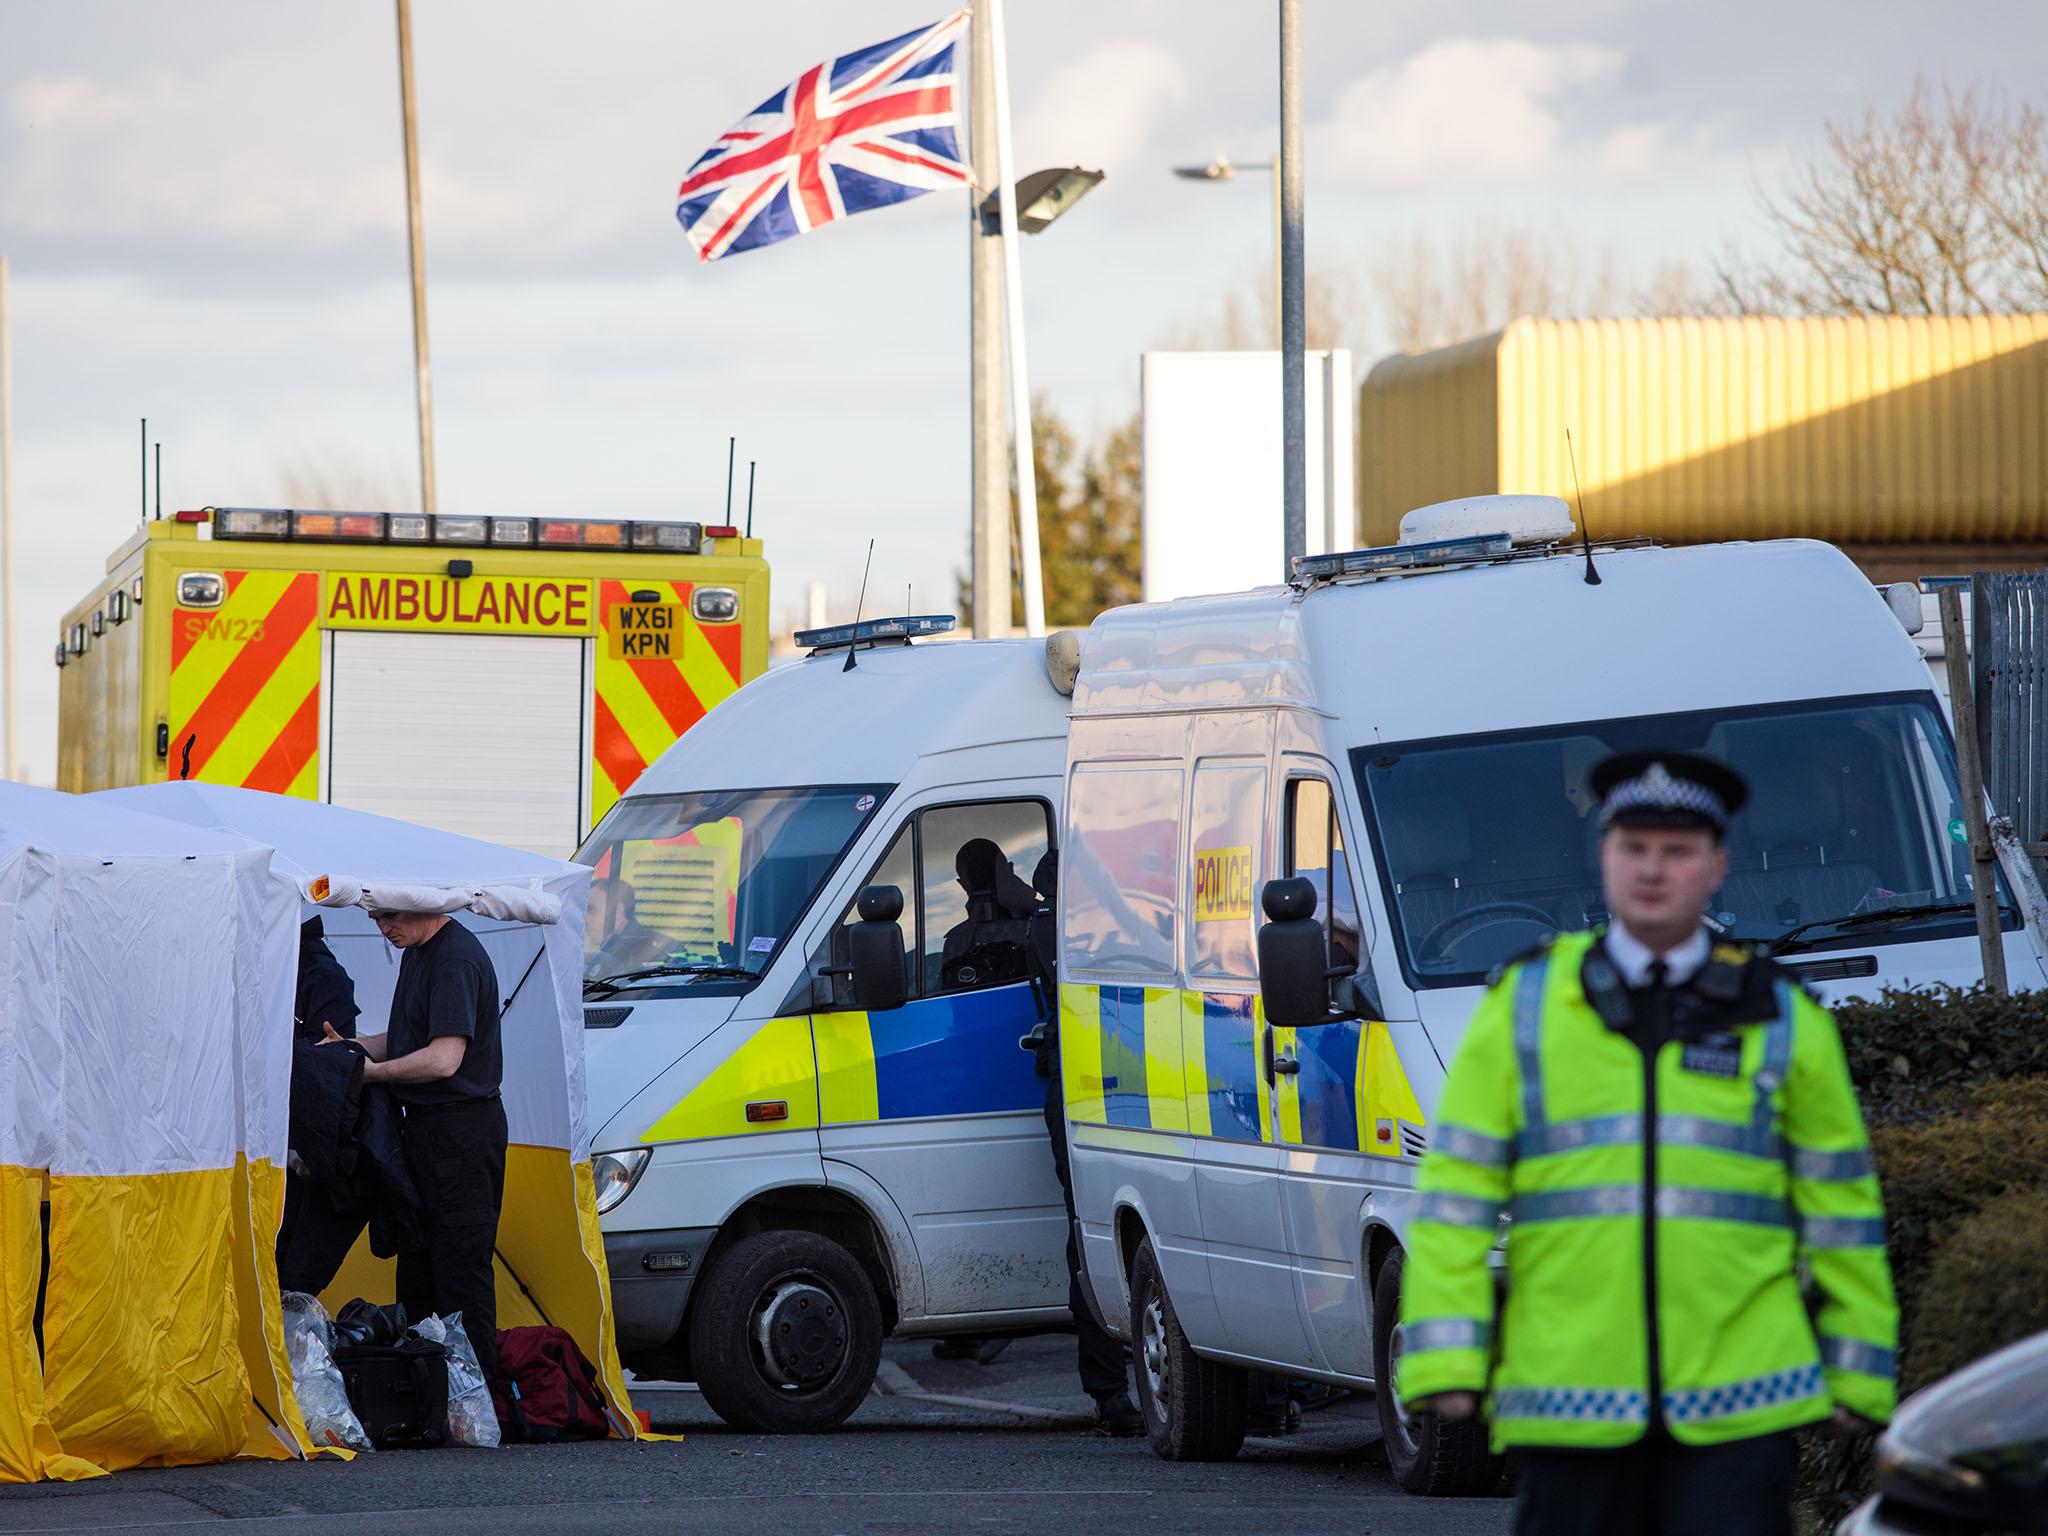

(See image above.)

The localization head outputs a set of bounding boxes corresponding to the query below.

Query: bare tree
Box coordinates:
[1362,219,1701,353]
[1719,79,2048,315]
[270,451,417,512]
[1165,259,1360,352]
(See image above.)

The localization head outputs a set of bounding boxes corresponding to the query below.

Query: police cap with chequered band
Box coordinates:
[1590,749,1749,837]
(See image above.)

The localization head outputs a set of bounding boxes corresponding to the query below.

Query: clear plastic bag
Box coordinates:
[413,1312,501,1448]
[280,1290,373,1453]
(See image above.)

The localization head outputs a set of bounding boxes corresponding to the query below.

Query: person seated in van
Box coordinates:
[936,837,1038,991]
[584,879,670,979]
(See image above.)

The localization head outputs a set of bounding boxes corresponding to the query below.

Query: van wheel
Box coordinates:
[1128,1236,1246,1460]
[1373,1247,1502,1495]
[688,1229,883,1433]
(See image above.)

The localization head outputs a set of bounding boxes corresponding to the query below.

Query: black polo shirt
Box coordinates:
[385,918,501,1106]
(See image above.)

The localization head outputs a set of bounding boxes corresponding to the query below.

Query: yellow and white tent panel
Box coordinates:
[0,783,303,1481]
[100,783,639,1439]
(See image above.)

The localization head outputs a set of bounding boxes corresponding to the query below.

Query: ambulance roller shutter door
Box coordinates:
[327,631,587,858]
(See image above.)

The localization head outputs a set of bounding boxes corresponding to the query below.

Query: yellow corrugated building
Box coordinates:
[1359,315,2048,577]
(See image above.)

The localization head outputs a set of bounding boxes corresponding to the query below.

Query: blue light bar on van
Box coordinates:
[793,614,957,651]
[1293,532,1512,581]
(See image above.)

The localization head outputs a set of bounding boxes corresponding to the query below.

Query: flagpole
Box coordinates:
[983,0,1046,638]
[396,0,437,518]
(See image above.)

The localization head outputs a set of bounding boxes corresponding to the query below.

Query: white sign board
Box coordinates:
[1140,350,1355,603]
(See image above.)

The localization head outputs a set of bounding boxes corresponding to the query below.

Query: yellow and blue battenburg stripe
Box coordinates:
[1058,983,1425,1154]
[636,979,1425,1151]
[643,986,1048,1141]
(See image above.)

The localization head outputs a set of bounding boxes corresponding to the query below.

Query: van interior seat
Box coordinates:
[1384,795,1481,954]
[1716,765,1881,929]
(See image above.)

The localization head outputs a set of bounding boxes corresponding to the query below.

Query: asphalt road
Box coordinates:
[0,1337,1514,1536]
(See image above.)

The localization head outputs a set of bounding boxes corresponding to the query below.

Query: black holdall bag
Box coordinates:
[333,1335,450,1449]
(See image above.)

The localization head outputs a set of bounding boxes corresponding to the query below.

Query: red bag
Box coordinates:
[491,1326,612,1441]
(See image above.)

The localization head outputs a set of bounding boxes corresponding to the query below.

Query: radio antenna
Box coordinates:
[154,442,161,520]
[844,538,875,673]
[1565,427,1601,587]
[140,418,148,527]
[745,460,756,538]
[724,436,736,525]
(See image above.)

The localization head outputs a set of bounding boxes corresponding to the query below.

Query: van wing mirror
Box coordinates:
[1258,877,1334,1026]
[845,884,908,1012]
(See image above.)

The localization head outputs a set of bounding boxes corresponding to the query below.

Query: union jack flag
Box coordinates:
[677,11,971,263]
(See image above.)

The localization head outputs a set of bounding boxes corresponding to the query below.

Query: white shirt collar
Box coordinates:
[1603,922,1711,988]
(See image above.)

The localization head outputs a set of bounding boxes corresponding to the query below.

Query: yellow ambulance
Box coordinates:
[56,507,768,857]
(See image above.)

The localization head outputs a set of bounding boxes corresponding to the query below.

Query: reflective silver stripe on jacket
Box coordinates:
[1658,1114,1782,1160]
[1513,956,1549,1142]
[1401,1318,1493,1354]
[1800,1214,1888,1248]
[1511,1185,1642,1222]
[1662,1363,1825,1424]
[1655,1187,1791,1226]
[1751,981,1795,1141]
[1819,1336,1896,1377]
[1414,1191,1503,1229]
[1432,1123,1514,1169]
[1491,1385,1648,1423]
[1790,1145,1875,1182]
[1519,1112,1642,1159]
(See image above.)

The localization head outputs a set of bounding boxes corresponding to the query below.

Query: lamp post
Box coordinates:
[965,162,1101,640]
[1171,154,1281,347]
[966,17,1103,641]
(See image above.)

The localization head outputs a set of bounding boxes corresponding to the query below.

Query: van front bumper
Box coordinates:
[604,1227,719,1353]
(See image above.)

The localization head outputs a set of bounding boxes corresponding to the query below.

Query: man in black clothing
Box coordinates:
[295,913,361,1043]
[1025,852,1141,1437]
[322,905,506,1379]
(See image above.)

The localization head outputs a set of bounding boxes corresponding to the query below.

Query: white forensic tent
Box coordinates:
[96,783,639,1432]
[0,783,307,1481]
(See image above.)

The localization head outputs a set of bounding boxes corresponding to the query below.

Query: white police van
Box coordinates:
[581,618,1080,1431]
[1054,497,2041,1488]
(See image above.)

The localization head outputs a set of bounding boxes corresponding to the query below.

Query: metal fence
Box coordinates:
[1973,571,2048,874]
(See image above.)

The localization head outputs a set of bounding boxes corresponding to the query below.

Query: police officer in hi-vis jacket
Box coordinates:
[1399,751,1898,1536]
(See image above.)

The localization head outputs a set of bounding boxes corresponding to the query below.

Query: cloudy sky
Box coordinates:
[3,0,2042,782]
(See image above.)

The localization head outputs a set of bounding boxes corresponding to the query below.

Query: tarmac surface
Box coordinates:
[0,1336,1514,1535]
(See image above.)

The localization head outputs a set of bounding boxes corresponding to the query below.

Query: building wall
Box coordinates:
[1359,315,2048,554]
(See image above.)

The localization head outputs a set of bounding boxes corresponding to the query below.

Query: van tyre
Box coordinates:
[688,1229,883,1434]
[1128,1236,1247,1460]
[1373,1246,1502,1495]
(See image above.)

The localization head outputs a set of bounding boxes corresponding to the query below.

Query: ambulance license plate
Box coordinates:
[609,601,679,659]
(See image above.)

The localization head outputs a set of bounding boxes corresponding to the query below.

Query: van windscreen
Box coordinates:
[577,784,888,993]
[1355,693,2003,988]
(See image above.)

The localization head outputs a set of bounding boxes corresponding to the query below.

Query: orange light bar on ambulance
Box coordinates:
[203,506,714,553]
[292,511,387,542]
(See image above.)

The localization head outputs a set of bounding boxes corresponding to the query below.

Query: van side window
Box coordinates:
[838,821,916,999]
[834,799,1053,1001]
[919,801,1052,996]
[1186,760,1265,981]
[1286,778,1366,977]
[1063,765,1182,978]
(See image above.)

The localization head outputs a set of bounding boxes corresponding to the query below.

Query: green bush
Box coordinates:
[1832,983,2048,1127]
[1797,993,2048,1533]
[1868,1077,2048,1366]
[1909,1186,2048,1389]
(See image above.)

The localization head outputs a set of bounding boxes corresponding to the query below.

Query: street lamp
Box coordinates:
[979,166,1104,235]
[1171,153,1281,346]
[968,161,1103,640]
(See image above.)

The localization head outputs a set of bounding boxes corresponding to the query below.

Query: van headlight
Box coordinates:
[593,1148,652,1214]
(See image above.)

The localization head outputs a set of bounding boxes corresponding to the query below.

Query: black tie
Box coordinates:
[1643,958,1673,1044]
